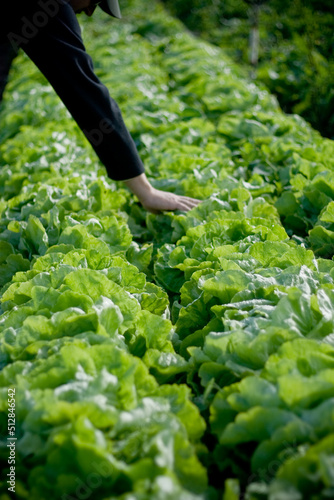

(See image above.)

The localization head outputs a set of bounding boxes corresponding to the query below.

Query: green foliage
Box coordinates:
[162,0,334,139]
[1,0,334,499]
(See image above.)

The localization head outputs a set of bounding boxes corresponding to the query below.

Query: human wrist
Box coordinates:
[123,173,154,202]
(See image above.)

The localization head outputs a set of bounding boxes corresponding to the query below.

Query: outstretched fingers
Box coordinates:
[174,195,201,211]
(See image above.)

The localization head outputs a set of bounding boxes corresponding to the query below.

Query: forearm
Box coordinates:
[16,1,144,181]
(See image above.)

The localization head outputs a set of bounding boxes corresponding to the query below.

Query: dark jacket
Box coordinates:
[0,0,145,181]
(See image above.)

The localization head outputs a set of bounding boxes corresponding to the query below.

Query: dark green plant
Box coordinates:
[161,0,334,139]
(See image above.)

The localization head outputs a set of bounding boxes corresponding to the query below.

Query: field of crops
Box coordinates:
[1,0,334,499]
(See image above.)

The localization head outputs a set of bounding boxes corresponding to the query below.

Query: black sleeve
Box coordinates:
[3,0,145,181]
[0,39,17,102]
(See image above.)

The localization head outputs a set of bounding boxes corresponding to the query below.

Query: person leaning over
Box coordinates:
[0,0,200,213]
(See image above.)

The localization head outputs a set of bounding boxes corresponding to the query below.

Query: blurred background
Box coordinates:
[161,0,334,140]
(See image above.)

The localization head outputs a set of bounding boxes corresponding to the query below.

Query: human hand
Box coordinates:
[123,173,200,213]
[138,187,200,213]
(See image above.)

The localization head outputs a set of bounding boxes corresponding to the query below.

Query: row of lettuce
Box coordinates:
[1,0,334,498]
[0,23,212,500]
